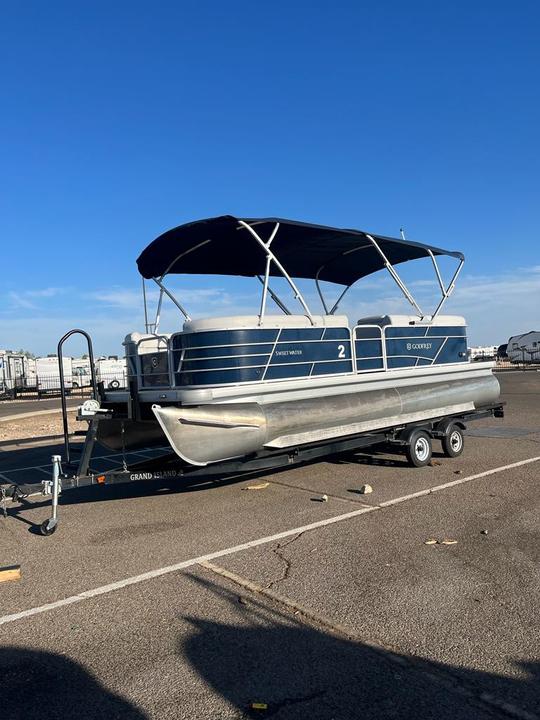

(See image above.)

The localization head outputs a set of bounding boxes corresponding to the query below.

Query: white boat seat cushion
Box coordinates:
[183,314,349,333]
[356,314,466,327]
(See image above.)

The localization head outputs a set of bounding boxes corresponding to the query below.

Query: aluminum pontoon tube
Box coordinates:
[151,374,500,466]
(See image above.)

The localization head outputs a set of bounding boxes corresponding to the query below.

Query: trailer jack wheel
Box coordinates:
[40,518,58,536]
[442,424,464,458]
[405,430,432,468]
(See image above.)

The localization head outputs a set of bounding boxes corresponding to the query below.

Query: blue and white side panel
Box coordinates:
[384,325,468,368]
[172,327,353,386]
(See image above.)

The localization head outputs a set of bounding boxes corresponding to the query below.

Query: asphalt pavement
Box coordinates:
[0,396,81,419]
[0,371,539,719]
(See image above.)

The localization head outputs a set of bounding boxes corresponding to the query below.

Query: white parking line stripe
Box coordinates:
[1,454,539,628]
[379,455,540,507]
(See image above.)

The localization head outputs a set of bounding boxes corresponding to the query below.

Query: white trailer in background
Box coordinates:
[95,356,127,389]
[35,356,73,393]
[0,351,35,394]
[72,357,93,388]
[507,332,540,364]
[468,346,498,362]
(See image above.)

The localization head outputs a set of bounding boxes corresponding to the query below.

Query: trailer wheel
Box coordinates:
[405,430,432,467]
[108,379,120,389]
[442,425,464,458]
[39,520,57,536]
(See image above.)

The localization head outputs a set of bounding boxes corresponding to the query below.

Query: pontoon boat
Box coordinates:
[94,215,500,467]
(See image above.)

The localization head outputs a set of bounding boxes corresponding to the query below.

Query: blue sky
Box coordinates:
[1,0,539,356]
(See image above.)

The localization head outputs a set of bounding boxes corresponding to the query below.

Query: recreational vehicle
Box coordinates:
[507,332,540,364]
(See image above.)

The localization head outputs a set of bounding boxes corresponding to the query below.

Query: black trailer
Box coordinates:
[1,395,504,536]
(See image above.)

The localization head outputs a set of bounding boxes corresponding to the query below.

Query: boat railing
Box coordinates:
[126,334,173,389]
[352,324,387,373]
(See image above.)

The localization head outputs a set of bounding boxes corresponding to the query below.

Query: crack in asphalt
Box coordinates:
[266,532,305,590]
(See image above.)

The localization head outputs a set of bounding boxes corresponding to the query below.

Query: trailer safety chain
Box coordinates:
[121,421,128,472]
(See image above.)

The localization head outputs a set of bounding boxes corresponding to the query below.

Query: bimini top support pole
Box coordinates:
[257,222,280,325]
[152,277,191,323]
[366,234,424,316]
[315,243,372,315]
[256,276,292,315]
[427,249,446,296]
[153,286,164,333]
[149,238,213,331]
[238,220,315,324]
[329,284,352,315]
[258,255,272,324]
[142,277,150,333]
[315,270,330,314]
[431,257,464,320]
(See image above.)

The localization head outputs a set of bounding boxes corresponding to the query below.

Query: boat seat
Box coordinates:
[183,314,349,333]
[356,314,466,327]
[123,333,171,355]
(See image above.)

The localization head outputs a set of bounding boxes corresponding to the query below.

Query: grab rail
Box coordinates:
[57,329,97,466]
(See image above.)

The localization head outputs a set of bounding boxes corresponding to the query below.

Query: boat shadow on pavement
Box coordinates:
[2,572,537,719]
[180,572,539,720]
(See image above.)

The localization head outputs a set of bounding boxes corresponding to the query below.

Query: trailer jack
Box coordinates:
[39,455,62,536]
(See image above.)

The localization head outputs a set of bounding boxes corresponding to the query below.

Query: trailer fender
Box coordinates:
[389,424,433,447]
[432,418,466,438]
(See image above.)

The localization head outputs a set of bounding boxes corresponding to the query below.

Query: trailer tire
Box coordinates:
[108,379,120,389]
[405,430,432,467]
[40,520,57,536]
[442,424,464,458]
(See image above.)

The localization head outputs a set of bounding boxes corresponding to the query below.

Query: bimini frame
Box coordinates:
[143,220,317,331]
[141,220,464,332]
[315,233,464,320]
